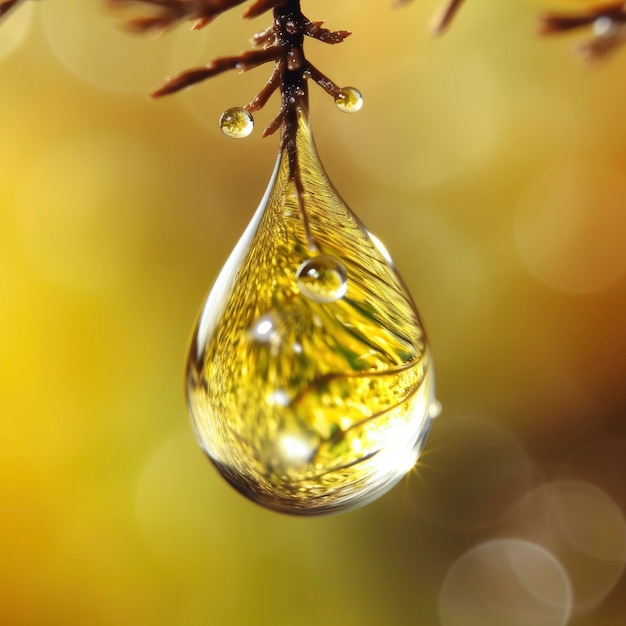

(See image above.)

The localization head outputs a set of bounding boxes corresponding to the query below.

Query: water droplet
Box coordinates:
[296,255,347,303]
[593,16,616,38]
[186,109,435,515]
[429,400,443,419]
[219,107,254,139]
[334,87,363,113]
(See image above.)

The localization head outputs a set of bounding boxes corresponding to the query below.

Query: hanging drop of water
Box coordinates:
[335,87,363,113]
[186,108,436,515]
[219,107,254,139]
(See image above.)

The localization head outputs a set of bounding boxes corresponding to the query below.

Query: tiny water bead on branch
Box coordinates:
[219,107,254,139]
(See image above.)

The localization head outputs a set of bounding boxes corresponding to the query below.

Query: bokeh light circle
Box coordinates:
[514,160,626,294]
[0,1,34,62]
[41,0,176,93]
[439,539,572,626]
[557,439,626,514]
[552,481,626,563]
[331,52,500,190]
[506,481,626,613]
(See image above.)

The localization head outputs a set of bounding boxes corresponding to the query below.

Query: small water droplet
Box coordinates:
[296,255,348,303]
[335,87,363,113]
[429,400,442,419]
[593,16,616,38]
[219,107,254,139]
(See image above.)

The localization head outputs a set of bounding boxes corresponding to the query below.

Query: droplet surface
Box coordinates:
[219,107,254,139]
[186,109,435,515]
[335,87,363,113]
[296,255,348,303]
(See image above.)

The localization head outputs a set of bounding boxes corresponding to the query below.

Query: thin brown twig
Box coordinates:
[540,3,626,34]
[106,0,253,32]
[430,0,468,36]
[306,62,341,99]
[0,0,470,254]
[150,44,282,98]
[245,63,283,112]
[0,0,27,19]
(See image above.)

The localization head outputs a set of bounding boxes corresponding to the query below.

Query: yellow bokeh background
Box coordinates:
[2,1,626,625]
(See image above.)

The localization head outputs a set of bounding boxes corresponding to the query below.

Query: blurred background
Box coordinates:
[2,0,626,624]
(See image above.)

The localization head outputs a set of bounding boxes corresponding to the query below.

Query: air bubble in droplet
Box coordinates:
[251,313,279,343]
[296,255,348,303]
[219,107,254,139]
[335,87,363,113]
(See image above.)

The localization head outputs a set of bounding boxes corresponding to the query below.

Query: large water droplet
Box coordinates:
[186,109,436,515]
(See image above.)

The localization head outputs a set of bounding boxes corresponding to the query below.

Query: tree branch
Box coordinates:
[540,2,626,61]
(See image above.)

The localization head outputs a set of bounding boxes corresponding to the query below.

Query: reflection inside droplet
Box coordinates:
[439,539,572,626]
[278,433,315,466]
[251,314,279,343]
[296,255,348,303]
[335,86,363,113]
[268,389,290,406]
[220,107,254,139]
